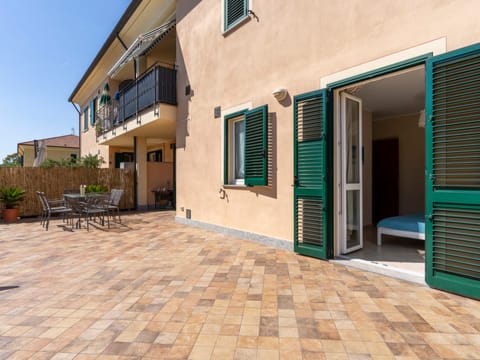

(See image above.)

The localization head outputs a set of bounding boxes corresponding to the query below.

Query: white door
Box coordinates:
[340,92,363,253]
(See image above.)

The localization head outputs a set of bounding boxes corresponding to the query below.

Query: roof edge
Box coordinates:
[68,0,143,103]
[18,134,79,146]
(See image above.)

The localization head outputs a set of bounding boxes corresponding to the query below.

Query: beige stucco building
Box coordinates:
[69,0,176,209]
[17,134,79,167]
[72,0,480,299]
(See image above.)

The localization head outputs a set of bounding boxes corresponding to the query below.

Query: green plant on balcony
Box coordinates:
[95,122,102,136]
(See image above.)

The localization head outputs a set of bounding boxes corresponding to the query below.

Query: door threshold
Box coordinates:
[331,255,426,286]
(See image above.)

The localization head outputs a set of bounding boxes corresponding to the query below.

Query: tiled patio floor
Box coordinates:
[0,211,479,360]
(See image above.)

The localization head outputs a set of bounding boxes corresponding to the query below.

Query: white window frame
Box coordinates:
[222,101,252,186]
[230,117,245,185]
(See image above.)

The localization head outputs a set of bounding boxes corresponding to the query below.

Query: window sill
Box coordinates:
[222,16,250,36]
[223,184,249,189]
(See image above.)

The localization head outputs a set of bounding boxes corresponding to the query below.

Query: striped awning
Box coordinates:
[108,18,176,77]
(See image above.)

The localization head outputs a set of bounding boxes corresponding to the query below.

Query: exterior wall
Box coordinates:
[21,146,35,167]
[176,0,480,242]
[147,162,174,206]
[80,94,110,167]
[20,145,80,167]
[373,114,425,215]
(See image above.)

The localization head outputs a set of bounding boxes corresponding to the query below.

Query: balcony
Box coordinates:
[96,65,176,137]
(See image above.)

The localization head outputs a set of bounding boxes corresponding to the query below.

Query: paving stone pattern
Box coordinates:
[0,212,479,359]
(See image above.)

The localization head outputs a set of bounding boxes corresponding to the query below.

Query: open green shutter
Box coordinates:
[293,89,331,259]
[90,99,96,126]
[83,107,89,131]
[225,0,248,30]
[426,44,480,300]
[244,105,267,186]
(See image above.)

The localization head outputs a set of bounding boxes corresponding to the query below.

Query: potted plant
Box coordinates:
[0,186,26,223]
[85,184,108,193]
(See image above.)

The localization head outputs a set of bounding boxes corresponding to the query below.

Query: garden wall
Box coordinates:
[0,167,134,217]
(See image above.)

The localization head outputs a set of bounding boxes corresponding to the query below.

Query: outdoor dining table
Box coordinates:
[64,192,110,230]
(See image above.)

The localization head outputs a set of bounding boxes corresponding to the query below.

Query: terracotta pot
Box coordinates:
[2,208,19,223]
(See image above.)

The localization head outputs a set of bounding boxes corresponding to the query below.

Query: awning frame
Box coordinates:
[108,18,176,78]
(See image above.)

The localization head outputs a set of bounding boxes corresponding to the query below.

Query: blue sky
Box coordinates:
[0,0,131,161]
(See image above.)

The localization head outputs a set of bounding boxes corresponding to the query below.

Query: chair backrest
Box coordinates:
[36,191,48,211]
[110,189,124,206]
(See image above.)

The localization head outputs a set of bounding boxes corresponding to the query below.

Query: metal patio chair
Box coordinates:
[103,189,124,223]
[80,194,110,231]
[36,191,73,231]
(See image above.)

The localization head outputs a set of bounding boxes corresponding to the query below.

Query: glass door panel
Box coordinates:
[346,189,361,249]
[341,93,363,254]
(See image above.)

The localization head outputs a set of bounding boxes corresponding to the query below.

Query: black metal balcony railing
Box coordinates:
[96,65,176,135]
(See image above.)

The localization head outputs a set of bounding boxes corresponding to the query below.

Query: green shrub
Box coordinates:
[85,184,108,193]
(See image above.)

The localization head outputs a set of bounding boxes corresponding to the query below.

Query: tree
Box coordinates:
[1,153,22,167]
[81,154,105,168]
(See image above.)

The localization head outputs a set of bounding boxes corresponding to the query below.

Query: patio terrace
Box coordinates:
[0,211,479,359]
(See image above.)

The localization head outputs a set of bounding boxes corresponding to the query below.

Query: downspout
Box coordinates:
[70,101,81,156]
[116,33,128,50]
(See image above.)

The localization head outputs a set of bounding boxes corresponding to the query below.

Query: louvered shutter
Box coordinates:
[245,105,267,186]
[426,44,480,300]
[293,89,331,259]
[225,0,248,31]
[83,107,89,131]
[90,99,96,126]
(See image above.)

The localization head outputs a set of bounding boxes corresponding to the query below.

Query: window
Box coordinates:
[147,150,163,162]
[224,105,268,186]
[83,106,89,131]
[224,0,248,32]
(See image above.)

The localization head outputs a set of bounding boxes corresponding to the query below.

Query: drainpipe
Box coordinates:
[70,101,81,155]
[116,33,128,50]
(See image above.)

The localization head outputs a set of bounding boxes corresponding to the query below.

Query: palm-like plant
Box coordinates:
[0,186,26,209]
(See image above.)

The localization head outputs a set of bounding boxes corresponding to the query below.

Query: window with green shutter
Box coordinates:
[224,0,248,31]
[83,106,89,131]
[224,105,268,186]
[90,98,96,126]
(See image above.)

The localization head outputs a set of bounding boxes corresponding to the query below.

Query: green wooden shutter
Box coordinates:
[90,99,96,126]
[83,106,89,131]
[225,0,248,31]
[293,89,332,259]
[244,105,267,186]
[426,43,480,300]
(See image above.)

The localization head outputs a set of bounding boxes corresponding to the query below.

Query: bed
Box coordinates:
[376,213,425,246]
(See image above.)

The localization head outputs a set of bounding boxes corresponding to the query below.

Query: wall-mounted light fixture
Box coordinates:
[272,87,288,101]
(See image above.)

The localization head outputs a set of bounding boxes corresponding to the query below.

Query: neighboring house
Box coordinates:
[17,134,79,167]
[71,0,480,300]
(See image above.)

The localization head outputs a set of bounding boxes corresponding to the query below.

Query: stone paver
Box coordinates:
[0,211,479,360]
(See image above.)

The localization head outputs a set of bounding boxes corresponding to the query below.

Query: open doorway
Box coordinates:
[334,65,426,277]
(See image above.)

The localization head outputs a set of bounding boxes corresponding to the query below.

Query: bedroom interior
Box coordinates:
[338,66,427,276]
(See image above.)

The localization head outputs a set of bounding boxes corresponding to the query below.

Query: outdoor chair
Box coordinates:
[36,191,73,231]
[80,194,110,231]
[103,189,124,223]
